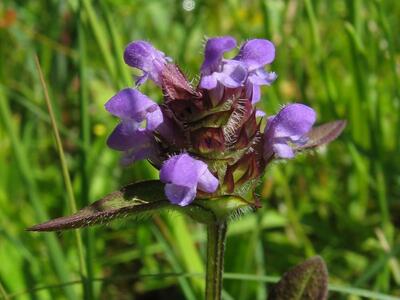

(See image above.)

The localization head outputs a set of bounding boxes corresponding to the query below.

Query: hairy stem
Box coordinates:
[205,221,227,300]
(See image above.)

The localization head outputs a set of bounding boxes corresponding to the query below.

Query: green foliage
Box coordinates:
[0,0,399,299]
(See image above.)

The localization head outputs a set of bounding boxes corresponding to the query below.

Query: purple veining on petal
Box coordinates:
[124,41,169,86]
[264,104,316,159]
[200,36,237,75]
[159,153,219,206]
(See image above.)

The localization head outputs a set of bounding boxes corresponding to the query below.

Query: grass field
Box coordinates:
[0,0,399,299]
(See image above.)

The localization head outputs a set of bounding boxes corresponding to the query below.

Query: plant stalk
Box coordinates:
[205,221,227,300]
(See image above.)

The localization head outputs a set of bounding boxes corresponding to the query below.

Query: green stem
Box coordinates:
[205,221,227,300]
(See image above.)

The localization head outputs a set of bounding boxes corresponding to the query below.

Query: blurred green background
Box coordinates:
[0,0,399,299]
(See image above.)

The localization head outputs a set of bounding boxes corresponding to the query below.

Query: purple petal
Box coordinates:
[248,70,277,85]
[263,104,316,160]
[107,121,139,151]
[146,107,163,131]
[200,60,247,90]
[271,104,316,138]
[201,36,237,75]
[160,154,206,187]
[235,39,275,71]
[159,153,218,206]
[273,143,294,158]
[121,146,159,166]
[197,168,219,193]
[164,184,197,206]
[246,82,261,103]
[200,74,218,89]
[105,88,158,122]
[124,41,168,85]
[107,124,160,165]
[214,60,247,88]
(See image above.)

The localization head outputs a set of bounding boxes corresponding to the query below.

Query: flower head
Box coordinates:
[105,38,343,207]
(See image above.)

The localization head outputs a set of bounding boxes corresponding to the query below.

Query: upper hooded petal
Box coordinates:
[200,36,237,75]
[105,88,159,122]
[270,104,316,138]
[124,41,168,85]
[235,39,275,71]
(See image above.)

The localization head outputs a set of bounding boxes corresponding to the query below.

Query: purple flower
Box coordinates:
[199,36,247,94]
[118,128,160,166]
[159,154,219,206]
[200,36,237,75]
[235,39,277,103]
[264,104,316,159]
[105,88,164,164]
[105,88,163,131]
[124,41,170,86]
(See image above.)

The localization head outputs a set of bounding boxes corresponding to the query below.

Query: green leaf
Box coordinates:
[27,180,254,231]
[27,180,170,232]
[296,120,347,150]
[267,256,329,300]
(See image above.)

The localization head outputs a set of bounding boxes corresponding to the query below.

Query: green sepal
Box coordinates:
[179,195,253,224]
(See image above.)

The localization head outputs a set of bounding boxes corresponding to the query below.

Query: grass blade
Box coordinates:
[34,56,88,296]
[0,87,76,300]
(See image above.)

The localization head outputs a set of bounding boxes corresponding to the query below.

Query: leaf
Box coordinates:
[27,180,170,232]
[296,120,347,150]
[267,256,329,300]
[27,179,254,231]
